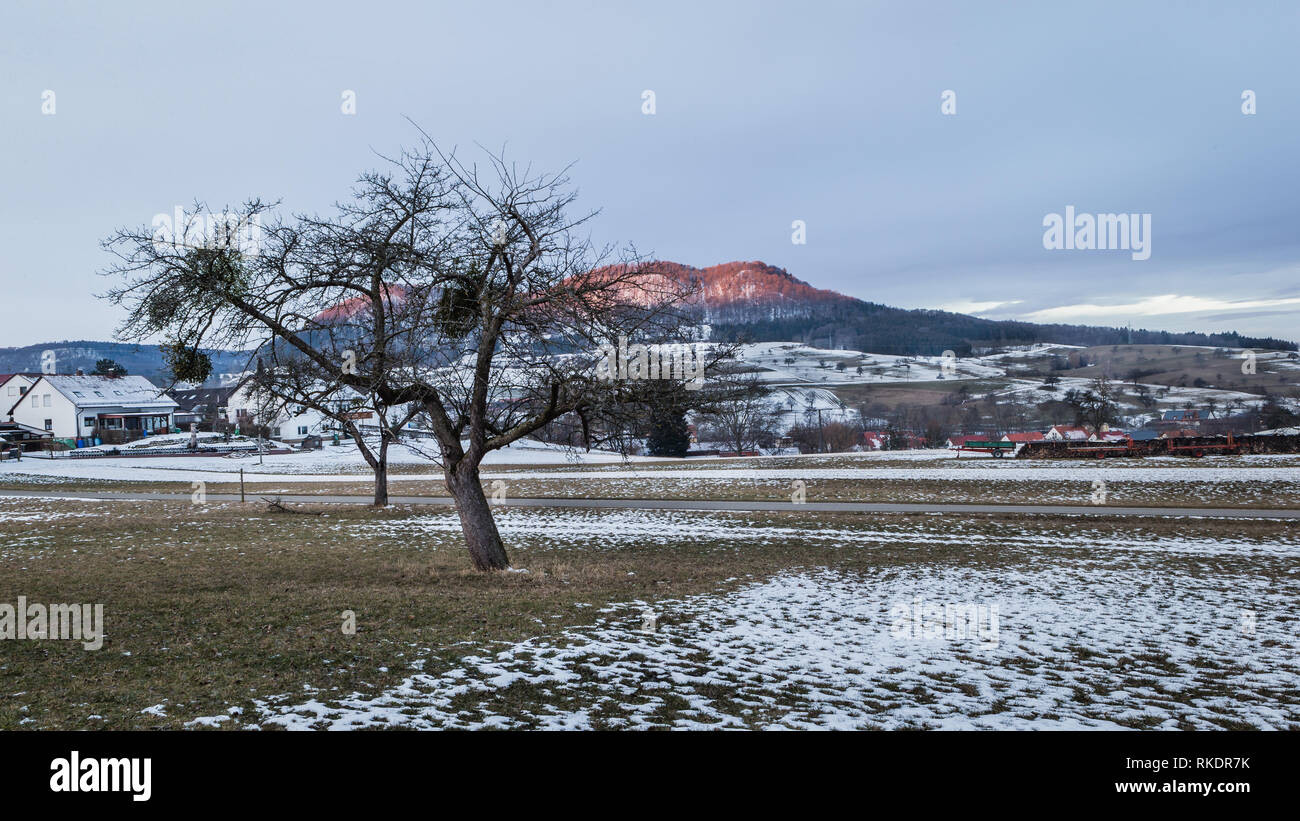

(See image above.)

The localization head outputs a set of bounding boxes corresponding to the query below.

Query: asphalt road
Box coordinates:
[3,489,1299,519]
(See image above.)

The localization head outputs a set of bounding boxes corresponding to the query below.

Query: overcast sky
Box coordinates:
[4,0,1299,347]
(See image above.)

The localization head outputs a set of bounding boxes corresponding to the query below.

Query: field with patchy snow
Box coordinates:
[3,446,1298,509]
[2,494,1295,731]
[251,509,1299,730]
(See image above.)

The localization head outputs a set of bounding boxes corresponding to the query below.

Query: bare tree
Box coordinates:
[695,373,776,455]
[102,137,696,570]
[243,361,419,505]
[1080,377,1119,433]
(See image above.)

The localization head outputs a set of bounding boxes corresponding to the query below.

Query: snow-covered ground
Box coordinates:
[348,507,1300,557]
[0,438,650,483]
[71,431,287,454]
[236,508,1299,730]
[476,463,1300,484]
[4,447,1297,487]
[990,376,1278,417]
[3,440,1296,487]
[738,341,1005,385]
[718,340,1300,434]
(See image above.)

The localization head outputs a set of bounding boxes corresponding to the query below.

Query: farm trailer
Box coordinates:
[1015,433,1300,459]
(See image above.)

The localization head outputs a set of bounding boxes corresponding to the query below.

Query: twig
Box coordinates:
[261,496,324,515]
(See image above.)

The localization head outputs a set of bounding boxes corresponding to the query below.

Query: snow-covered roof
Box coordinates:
[14,375,178,412]
[1048,425,1089,440]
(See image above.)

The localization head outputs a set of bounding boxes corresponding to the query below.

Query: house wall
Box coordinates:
[9,385,79,438]
[225,383,376,443]
[2,375,37,409]
[275,408,332,442]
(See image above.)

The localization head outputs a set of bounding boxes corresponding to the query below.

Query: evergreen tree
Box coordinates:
[92,358,128,376]
[646,405,691,457]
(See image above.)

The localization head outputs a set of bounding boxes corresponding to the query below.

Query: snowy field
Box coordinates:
[236,508,1299,730]
[0,438,650,484]
[728,340,1300,431]
[3,442,1297,487]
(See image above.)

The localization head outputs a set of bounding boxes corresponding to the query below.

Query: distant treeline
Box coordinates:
[0,341,251,385]
[709,301,1297,356]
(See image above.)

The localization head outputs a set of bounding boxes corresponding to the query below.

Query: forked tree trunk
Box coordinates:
[445,463,510,570]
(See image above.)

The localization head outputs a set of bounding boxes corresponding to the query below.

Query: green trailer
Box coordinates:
[954,440,1017,458]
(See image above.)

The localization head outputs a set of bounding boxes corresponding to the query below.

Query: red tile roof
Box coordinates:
[1003,432,1045,442]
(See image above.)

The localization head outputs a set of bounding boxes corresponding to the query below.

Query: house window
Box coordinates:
[72,391,85,398]
[84,418,95,427]
[298,426,308,436]
[31,395,38,408]
[43,395,51,407]
[43,419,52,431]
[93,391,104,397]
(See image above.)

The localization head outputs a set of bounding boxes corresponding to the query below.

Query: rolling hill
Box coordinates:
[636,260,1296,356]
[6,260,1293,386]
[0,341,251,387]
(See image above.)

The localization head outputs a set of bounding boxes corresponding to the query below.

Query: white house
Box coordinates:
[1088,429,1129,443]
[225,380,370,443]
[5,374,177,441]
[1044,425,1089,441]
[1,374,39,406]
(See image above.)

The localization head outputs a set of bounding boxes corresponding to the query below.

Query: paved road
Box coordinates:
[3,489,1299,519]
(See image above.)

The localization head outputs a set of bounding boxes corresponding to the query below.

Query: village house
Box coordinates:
[168,385,236,430]
[224,380,368,443]
[1089,429,1130,443]
[1044,425,1090,441]
[1157,409,1202,430]
[0,374,48,453]
[1,374,38,405]
[1002,431,1046,444]
[5,374,177,442]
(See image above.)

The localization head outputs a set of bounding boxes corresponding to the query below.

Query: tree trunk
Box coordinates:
[345,421,390,507]
[373,433,390,507]
[373,457,389,506]
[445,463,510,571]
